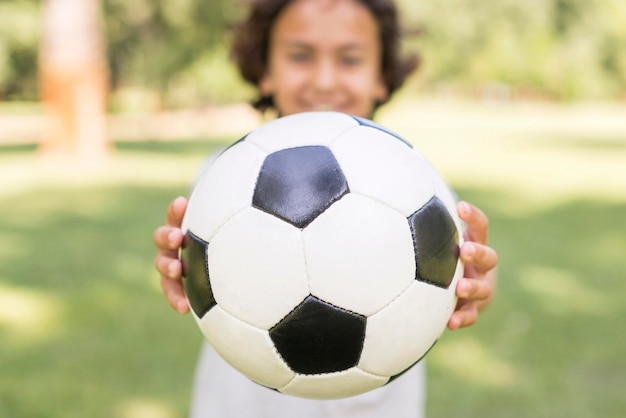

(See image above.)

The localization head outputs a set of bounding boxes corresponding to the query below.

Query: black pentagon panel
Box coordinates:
[180,231,217,317]
[350,115,413,148]
[269,295,366,375]
[253,146,349,229]
[408,197,460,288]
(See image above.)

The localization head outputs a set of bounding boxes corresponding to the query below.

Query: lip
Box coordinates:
[302,103,347,113]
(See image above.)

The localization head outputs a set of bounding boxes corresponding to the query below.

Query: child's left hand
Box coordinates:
[448,201,498,330]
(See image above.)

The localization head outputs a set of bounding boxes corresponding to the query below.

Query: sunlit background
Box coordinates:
[1,0,625,417]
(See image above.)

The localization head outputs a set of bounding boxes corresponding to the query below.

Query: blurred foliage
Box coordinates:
[401,0,626,101]
[0,0,625,105]
[103,0,247,109]
[0,0,40,100]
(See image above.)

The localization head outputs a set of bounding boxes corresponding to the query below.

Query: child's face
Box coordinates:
[259,0,388,118]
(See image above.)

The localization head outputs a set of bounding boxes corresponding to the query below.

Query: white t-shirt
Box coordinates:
[188,341,426,418]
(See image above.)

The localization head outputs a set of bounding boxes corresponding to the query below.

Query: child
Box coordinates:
[153,1,498,417]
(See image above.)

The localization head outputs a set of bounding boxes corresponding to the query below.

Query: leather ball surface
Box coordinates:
[181,111,463,400]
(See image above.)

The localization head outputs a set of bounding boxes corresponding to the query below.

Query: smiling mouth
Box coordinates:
[307,104,344,112]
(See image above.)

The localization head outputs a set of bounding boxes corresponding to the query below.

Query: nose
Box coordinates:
[312,58,338,92]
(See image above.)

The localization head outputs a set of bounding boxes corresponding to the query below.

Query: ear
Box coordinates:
[374,77,389,103]
[259,73,273,96]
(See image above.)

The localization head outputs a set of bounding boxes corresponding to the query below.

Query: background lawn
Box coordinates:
[1,99,625,417]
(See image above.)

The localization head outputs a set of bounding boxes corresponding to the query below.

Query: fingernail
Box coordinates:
[458,280,471,297]
[168,261,177,277]
[458,201,471,217]
[465,243,476,257]
[448,316,461,330]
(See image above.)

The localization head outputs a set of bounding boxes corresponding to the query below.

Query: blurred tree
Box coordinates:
[38,0,109,163]
[0,0,624,106]
[400,0,626,100]
[0,0,40,100]
[103,0,240,108]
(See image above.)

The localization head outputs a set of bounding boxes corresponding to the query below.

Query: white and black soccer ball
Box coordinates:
[181,111,463,400]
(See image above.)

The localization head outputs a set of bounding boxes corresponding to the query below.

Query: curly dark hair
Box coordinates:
[231,0,420,113]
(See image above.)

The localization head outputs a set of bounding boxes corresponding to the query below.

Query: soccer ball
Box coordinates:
[181,111,463,400]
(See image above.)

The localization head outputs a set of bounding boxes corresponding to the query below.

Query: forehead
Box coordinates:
[272,0,380,48]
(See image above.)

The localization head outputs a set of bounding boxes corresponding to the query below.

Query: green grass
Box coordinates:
[1,101,625,417]
[427,193,626,417]
[0,139,227,418]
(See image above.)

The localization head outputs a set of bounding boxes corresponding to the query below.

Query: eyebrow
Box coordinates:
[283,41,369,52]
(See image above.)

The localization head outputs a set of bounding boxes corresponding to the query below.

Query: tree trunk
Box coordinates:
[38,0,109,164]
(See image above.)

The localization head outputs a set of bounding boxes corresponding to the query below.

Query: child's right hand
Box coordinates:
[153,196,190,314]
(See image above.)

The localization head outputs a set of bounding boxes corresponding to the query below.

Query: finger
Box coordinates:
[448,302,479,330]
[455,277,493,302]
[153,226,184,251]
[460,242,498,274]
[161,275,190,314]
[166,196,188,228]
[154,254,182,280]
[457,201,489,244]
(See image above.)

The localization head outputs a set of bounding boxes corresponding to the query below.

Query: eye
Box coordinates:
[287,51,312,63]
[340,55,363,67]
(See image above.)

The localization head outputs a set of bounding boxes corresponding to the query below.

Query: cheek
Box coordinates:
[272,64,307,93]
[270,71,308,115]
[347,74,382,101]
[272,81,299,110]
